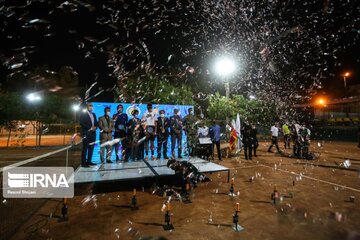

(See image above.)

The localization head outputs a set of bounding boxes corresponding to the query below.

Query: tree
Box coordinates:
[0,92,73,146]
[114,71,194,105]
[207,93,277,126]
[207,93,237,121]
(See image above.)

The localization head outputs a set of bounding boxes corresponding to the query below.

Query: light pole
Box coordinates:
[316,97,327,121]
[215,57,236,129]
[26,92,42,146]
[72,104,80,133]
[72,104,80,121]
[343,72,350,88]
[215,57,236,99]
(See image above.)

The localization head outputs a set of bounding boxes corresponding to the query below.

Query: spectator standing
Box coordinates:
[291,122,301,156]
[209,120,222,161]
[267,123,281,153]
[241,123,253,160]
[282,122,291,149]
[250,124,259,157]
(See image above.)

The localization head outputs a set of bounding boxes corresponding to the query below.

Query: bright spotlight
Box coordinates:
[215,57,236,78]
[26,93,42,102]
[316,98,326,106]
[72,104,80,111]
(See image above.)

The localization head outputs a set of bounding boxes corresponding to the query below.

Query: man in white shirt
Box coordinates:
[142,104,158,160]
[197,122,209,138]
[267,123,281,153]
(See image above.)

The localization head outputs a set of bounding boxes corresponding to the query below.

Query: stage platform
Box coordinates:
[71,157,230,184]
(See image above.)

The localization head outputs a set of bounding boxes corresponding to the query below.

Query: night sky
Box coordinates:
[0,0,359,102]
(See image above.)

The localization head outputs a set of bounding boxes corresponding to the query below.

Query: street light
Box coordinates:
[343,72,350,88]
[72,104,80,111]
[316,98,326,107]
[72,104,80,123]
[315,97,327,120]
[215,57,236,99]
[26,92,42,146]
[26,92,42,102]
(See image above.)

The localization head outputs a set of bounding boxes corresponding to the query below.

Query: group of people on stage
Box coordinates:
[79,102,217,167]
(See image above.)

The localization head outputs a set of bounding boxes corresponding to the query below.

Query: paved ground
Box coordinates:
[0,135,75,148]
[1,141,360,240]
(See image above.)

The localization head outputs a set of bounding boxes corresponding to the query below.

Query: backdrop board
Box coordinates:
[89,102,194,162]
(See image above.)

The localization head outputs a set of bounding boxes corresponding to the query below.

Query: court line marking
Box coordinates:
[0,144,78,172]
[258,163,360,193]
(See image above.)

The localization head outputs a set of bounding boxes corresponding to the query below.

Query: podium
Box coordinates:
[195,137,213,160]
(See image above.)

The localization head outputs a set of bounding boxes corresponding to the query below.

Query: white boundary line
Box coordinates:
[0,144,78,172]
[259,164,360,193]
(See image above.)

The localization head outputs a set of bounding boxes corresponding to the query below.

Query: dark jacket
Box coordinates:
[113,112,128,133]
[127,117,144,141]
[241,125,252,146]
[157,116,170,137]
[250,127,258,146]
[79,111,98,136]
[170,115,183,135]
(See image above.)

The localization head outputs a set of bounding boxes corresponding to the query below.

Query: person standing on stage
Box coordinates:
[170,108,183,159]
[156,109,170,160]
[113,104,128,161]
[142,104,158,160]
[127,109,144,161]
[268,122,281,153]
[183,107,197,156]
[98,106,114,163]
[79,102,99,167]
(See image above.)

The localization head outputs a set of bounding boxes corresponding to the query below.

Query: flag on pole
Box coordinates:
[229,125,238,151]
[235,113,242,152]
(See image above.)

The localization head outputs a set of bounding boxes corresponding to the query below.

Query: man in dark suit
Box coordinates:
[80,102,99,167]
[170,108,183,159]
[156,109,170,160]
[126,109,144,161]
[98,106,114,163]
[113,104,128,161]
